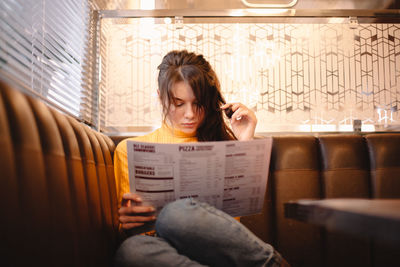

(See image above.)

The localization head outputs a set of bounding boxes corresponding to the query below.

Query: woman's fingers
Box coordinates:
[220,103,230,109]
[121,222,145,230]
[119,193,157,230]
[119,215,156,224]
[230,107,247,121]
[119,213,156,230]
[119,205,155,215]
[121,192,143,207]
[226,104,253,122]
[223,102,257,141]
[122,192,142,202]
[118,205,157,230]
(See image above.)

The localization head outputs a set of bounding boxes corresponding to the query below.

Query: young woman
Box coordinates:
[114,50,288,266]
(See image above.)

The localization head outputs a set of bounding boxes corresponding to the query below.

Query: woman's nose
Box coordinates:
[184,104,195,118]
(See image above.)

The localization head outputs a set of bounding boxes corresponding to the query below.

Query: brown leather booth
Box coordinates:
[1,79,399,266]
[0,80,119,267]
[241,135,400,267]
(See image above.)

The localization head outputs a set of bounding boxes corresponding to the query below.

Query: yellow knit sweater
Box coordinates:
[113,123,198,206]
[114,124,240,223]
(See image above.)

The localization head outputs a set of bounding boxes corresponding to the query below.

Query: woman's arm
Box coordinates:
[221,103,257,141]
[114,140,156,230]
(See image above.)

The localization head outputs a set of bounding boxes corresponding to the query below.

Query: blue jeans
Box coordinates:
[114,199,283,267]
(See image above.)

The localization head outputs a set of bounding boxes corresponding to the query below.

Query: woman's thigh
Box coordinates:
[156,199,283,267]
[114,235,208,267]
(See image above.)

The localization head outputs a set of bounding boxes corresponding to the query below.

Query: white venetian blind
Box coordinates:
[0,0,98,126]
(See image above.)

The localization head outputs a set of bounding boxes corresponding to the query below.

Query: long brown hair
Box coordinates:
[157,50,236,141]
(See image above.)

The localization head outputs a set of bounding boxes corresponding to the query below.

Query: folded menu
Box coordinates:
[127,137,272,218]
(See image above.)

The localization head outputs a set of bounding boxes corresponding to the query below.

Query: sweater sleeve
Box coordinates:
[113,139,130,208]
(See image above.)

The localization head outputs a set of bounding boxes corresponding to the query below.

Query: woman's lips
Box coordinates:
[181,123,196,128]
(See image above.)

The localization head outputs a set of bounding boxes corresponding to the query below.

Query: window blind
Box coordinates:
[0,0,98,127]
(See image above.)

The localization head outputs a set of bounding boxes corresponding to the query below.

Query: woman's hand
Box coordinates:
[118,193,156,230]
[221,103,257,141]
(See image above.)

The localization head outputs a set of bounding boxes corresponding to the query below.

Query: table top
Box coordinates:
[284,198,400,245]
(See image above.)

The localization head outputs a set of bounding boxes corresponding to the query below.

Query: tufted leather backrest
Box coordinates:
[50,108,93,266]
[241,133,400,267]
[0,82,20,266]
[319,135,372,267]
[271,136,322,267]
[366,134,400,198]
[0,80,119,266]
[1,81,52,265]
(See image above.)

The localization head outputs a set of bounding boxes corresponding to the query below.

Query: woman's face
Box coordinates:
[167,81,205,134]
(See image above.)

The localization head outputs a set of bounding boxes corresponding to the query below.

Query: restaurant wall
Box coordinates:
[100,20,400,133]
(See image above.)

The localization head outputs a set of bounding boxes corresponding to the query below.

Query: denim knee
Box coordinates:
[114,234,207,267]
[157,198,237,235]
[156,199,197,234]
[114,235,151,267]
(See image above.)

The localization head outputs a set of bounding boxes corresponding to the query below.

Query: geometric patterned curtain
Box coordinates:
[100,20,400,133]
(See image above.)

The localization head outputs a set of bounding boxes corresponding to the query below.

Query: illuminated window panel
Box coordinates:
[99,19,400,133]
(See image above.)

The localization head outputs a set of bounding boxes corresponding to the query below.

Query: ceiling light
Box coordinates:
[241,0,298,8]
